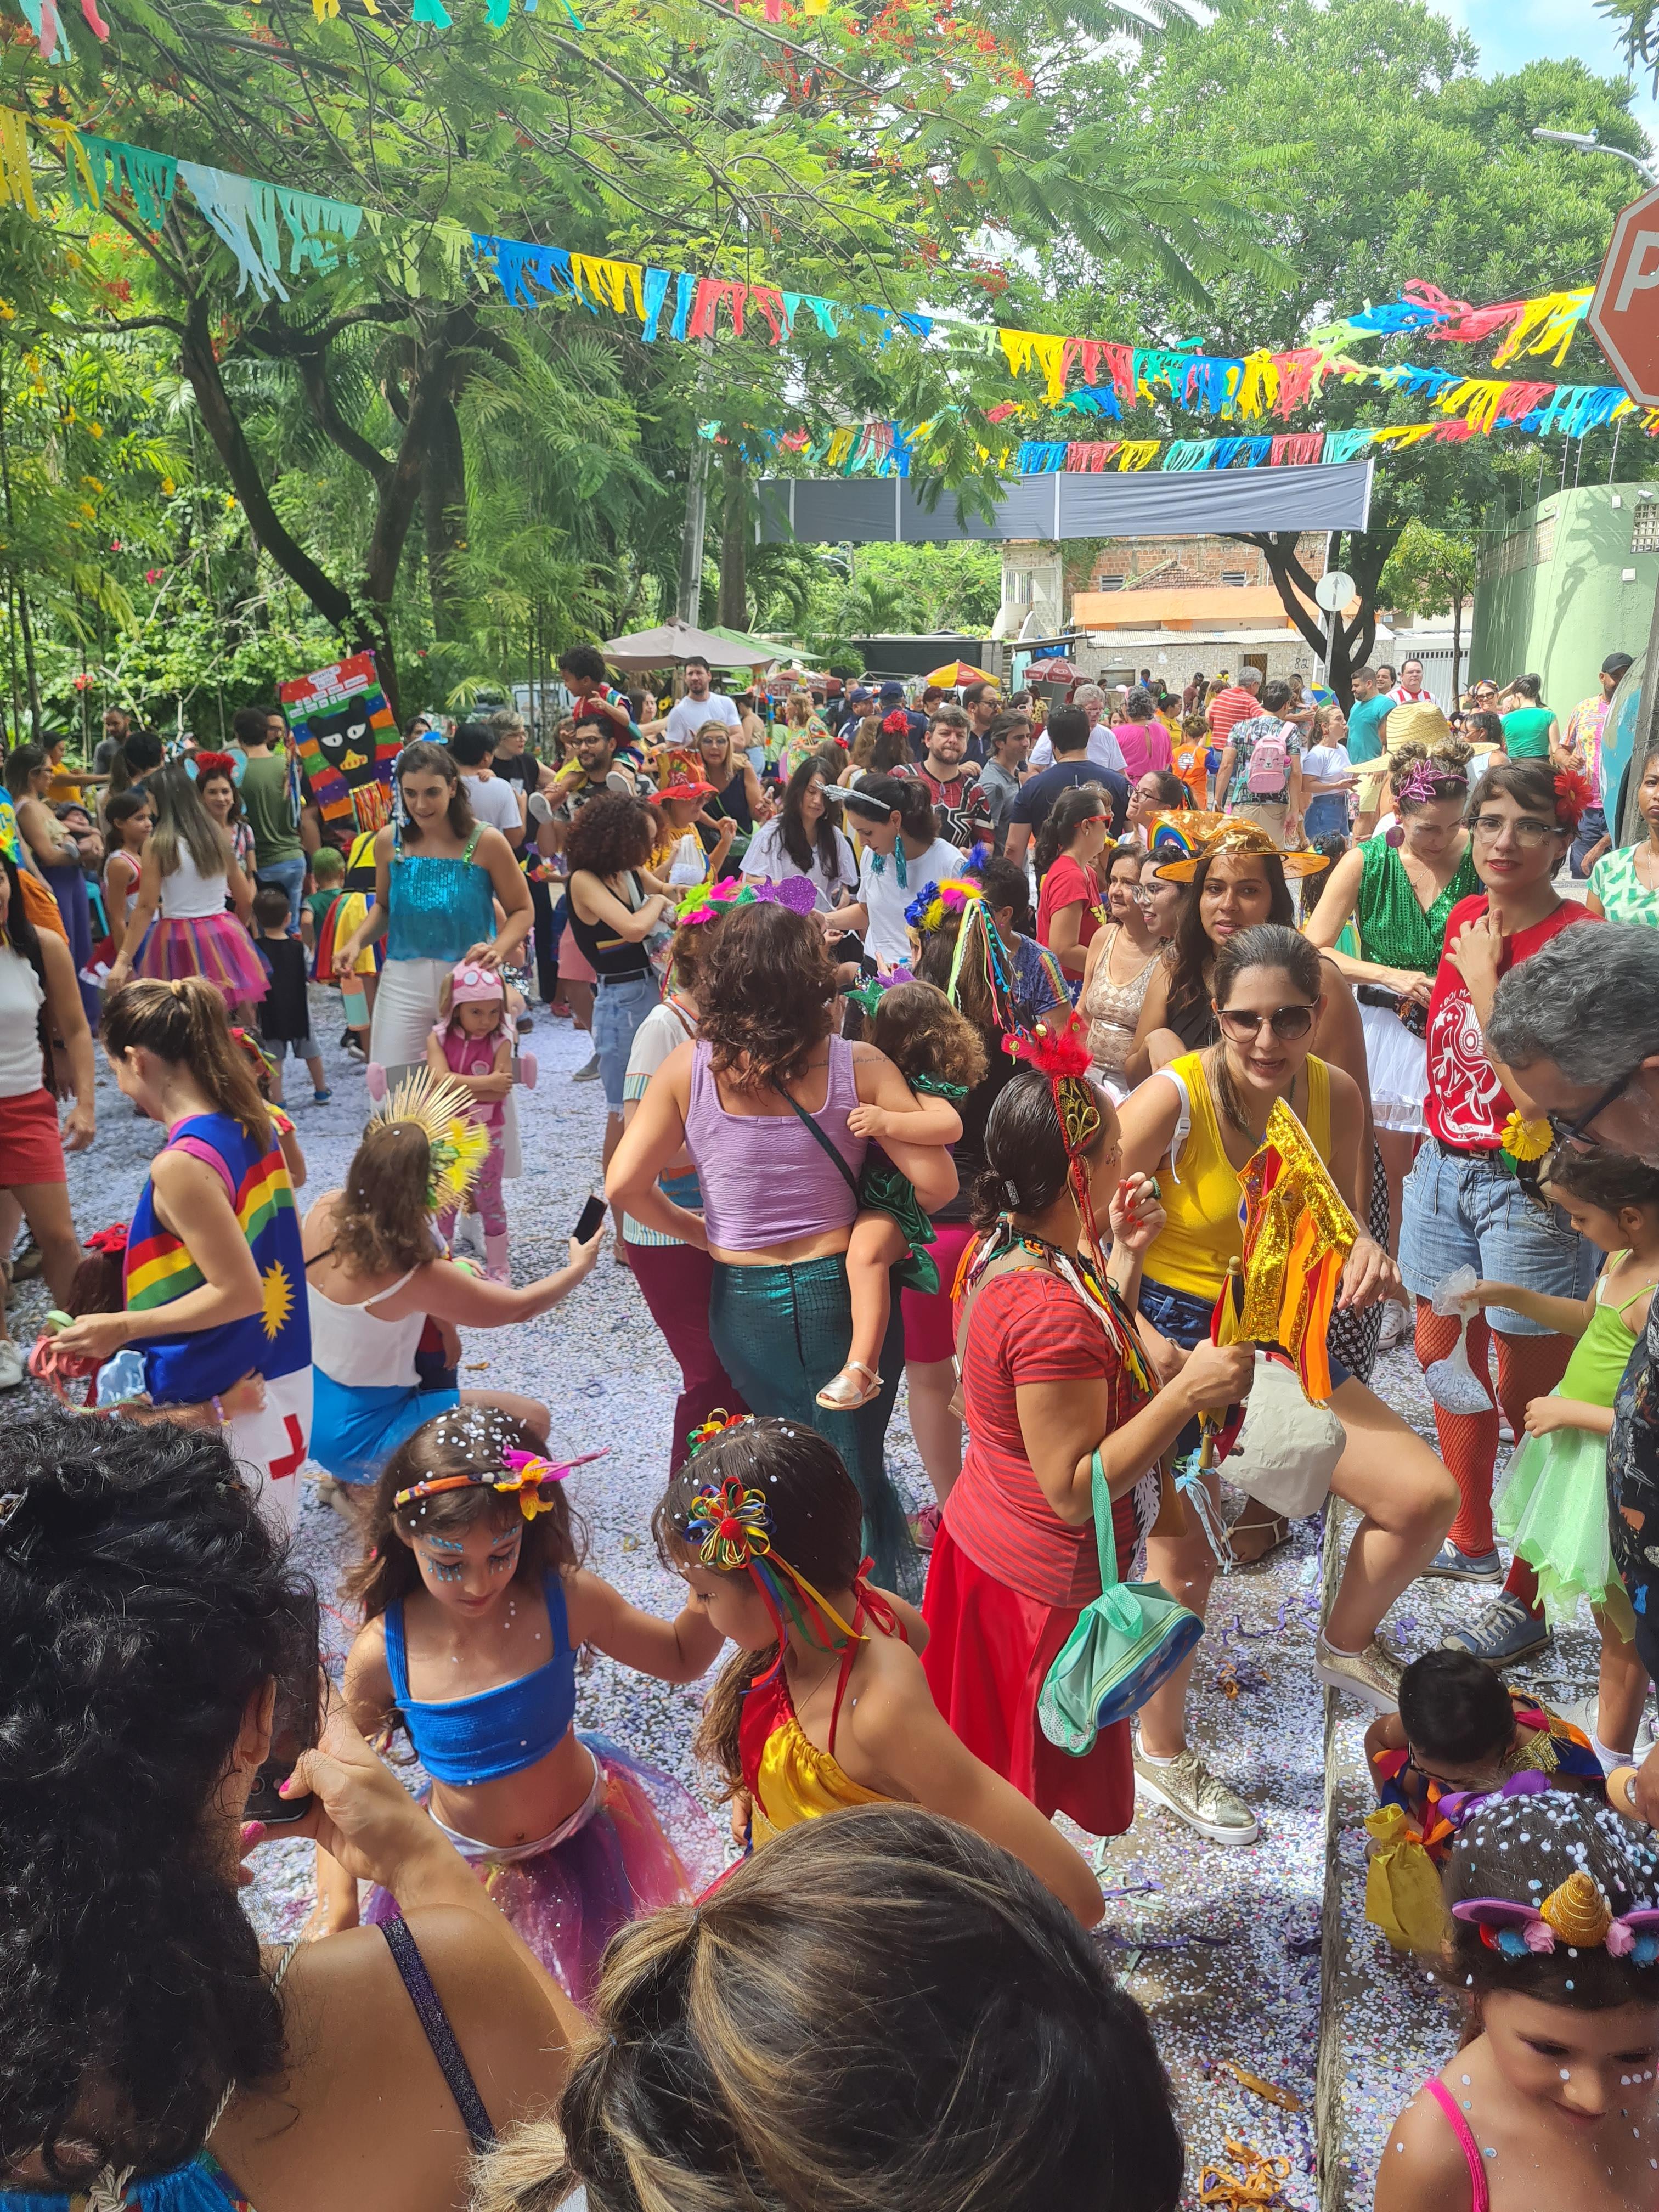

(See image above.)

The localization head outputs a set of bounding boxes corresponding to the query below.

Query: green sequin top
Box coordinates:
[1356,834,1479,973]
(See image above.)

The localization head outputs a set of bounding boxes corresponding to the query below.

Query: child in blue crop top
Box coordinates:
[319,1406,725,2003]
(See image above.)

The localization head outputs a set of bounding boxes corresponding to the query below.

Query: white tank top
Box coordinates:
[307,1262,428,1389]
[0,944,45,1098]
[161,845,230,919]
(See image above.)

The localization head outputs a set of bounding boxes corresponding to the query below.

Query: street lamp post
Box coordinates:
[1532,127,1659,182]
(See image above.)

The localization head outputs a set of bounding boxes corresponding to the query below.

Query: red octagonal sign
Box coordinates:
[1590,187,1659,406]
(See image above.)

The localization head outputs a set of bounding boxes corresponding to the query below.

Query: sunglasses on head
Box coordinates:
[1216,1003,1315,1042]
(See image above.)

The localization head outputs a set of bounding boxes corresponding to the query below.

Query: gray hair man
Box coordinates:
[1027,681,1128,775]
[1488,921,1659,1816]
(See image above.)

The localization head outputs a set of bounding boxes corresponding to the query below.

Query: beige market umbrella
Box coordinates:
[602,617,778,675]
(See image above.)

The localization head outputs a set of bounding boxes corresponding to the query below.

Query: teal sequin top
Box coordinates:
[385,830,495,963]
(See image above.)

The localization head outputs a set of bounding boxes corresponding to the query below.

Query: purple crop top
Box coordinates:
[685,1036,865,1250]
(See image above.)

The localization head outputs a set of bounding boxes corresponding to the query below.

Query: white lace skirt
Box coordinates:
[1359,1000,1427,1133]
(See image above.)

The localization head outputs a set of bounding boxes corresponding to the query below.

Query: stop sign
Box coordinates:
[1589,187,1659,405]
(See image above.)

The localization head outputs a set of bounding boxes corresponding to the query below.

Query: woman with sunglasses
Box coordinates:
[1115,925,1457,1847]
[1399,757,1601,1669]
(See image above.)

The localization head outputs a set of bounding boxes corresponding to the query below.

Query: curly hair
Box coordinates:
[654,1417,863,1793]
[695,902,836,1087]
[0,1412,319,2188]
[866,979,989,1092]
[566,791,657,879]
[472,1805,1183,2212]
[1389,732,1472,811]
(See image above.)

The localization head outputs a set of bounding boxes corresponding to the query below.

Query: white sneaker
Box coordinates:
[0,1338,24,1389]
[452,1213,484,1259]
[1377,1301,1408,1351]
[1131,1745,1259,1845]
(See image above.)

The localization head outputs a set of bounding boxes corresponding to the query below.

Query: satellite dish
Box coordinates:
[1313,570,1355,612]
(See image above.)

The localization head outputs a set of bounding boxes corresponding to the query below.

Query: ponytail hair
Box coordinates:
[473,1807,1185,2212]
[104,978,272,1152]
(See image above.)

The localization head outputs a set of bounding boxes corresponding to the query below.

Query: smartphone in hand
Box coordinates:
[573,1191,607,1244]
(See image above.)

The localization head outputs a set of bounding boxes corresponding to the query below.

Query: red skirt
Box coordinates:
[921,1524,1133,1838]
[0,1086,67,1187]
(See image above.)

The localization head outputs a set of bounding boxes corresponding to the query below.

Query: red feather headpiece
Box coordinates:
[1005,1013,1108,1273]
[1006,1011,1094,1082]
[1553,765,1593,828]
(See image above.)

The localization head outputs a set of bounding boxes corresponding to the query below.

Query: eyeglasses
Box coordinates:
[1129,886,1156,906]
[1470,814,1558,846]
[1216,1004,1315,1042]
[1549,1071,1635,1150]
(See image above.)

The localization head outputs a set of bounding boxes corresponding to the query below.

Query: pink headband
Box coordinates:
[449,962,503,1006]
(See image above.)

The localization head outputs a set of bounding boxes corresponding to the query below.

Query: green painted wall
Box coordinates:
[1470,483,1658,713]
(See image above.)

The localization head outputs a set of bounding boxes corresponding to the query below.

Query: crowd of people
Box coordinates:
[6,631,1659,2212]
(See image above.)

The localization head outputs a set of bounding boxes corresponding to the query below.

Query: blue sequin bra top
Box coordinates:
[385,828,496,963]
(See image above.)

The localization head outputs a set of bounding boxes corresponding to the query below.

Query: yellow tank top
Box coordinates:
[1143,1049,1331,1300]
[741,1609,894,1844]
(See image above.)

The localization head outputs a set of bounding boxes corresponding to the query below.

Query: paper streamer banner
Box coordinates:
[14,111,1638,439]
[280,651,399,846]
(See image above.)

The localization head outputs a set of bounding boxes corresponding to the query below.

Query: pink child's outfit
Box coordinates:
[434,997,511,1277]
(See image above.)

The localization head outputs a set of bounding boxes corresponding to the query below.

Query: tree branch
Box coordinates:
[292,351,395,492]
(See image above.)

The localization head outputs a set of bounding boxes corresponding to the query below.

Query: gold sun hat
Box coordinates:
[1149,811,1331,884]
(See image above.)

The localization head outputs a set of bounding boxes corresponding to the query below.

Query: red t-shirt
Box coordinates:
[946,1268,1146,1607]
[1423,894,1598,1149]
[1036,853,1103,955]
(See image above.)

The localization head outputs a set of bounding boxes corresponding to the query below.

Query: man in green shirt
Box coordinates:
[232,703,307,929]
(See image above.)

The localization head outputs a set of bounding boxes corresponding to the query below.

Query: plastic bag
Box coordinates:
[667,831,707,887]
[1424,1265,1493,1414]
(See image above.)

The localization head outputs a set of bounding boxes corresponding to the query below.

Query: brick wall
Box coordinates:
[1086,534,1330,593]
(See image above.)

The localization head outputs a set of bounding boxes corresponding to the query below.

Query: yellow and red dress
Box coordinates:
[738,1595,899,1843]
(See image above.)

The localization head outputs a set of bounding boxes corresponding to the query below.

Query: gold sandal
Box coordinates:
[815,1360,884,1412]
[1228,1509,1291,1567]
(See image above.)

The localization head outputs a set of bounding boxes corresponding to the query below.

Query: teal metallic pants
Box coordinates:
[708,1254,919,1599]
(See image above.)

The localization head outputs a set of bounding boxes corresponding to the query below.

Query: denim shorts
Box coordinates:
[591,972,661,1111]
[1398,1139,1596,1335]
[1302,793,1350,842]
[1138,1275,1351,1457]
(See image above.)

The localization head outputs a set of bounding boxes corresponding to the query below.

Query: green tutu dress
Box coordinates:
[1494,1256,1652,1632]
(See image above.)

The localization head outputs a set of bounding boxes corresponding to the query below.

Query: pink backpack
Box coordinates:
[1246,724,1290,795]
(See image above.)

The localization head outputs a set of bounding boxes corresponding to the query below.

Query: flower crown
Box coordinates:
[394,1445,608,1521]
[192,751,236,778]
[370,1069,492,1214]
[1454,1869,1659,1964]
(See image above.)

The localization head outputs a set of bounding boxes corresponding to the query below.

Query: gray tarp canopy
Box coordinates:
[602,617,779,673]
[757,459,1375,544]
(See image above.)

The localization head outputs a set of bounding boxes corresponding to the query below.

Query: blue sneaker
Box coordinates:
[1423,1542,1503,1582]
[1441,1594,1550,1668]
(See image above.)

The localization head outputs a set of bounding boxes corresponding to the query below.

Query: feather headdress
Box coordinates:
[370,1069,492,1214]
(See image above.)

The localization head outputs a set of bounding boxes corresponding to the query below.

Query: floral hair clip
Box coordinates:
[1553,765,1593,828]
[1453,1870,1659,1962]
[1395,759,1446,809]
[881,710,910,736]
[393,1446,608,1520]
[682,1470,865,1668]
[675,877,746,927]
[685,1407,754,1457]
[84,1222,129,1257]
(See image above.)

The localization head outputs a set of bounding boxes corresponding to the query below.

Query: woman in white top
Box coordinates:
[1300,704,1356,844]
[834,775,964,966]
[109,760,264,1012]
[0,851,95,1383]
[743,757,858,912]
[302,1096,605,1487]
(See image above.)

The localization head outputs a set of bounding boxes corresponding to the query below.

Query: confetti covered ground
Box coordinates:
[10,984,1638,2211]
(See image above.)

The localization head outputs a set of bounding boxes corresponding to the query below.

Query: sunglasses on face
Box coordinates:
[1216,1003,1315,1042]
